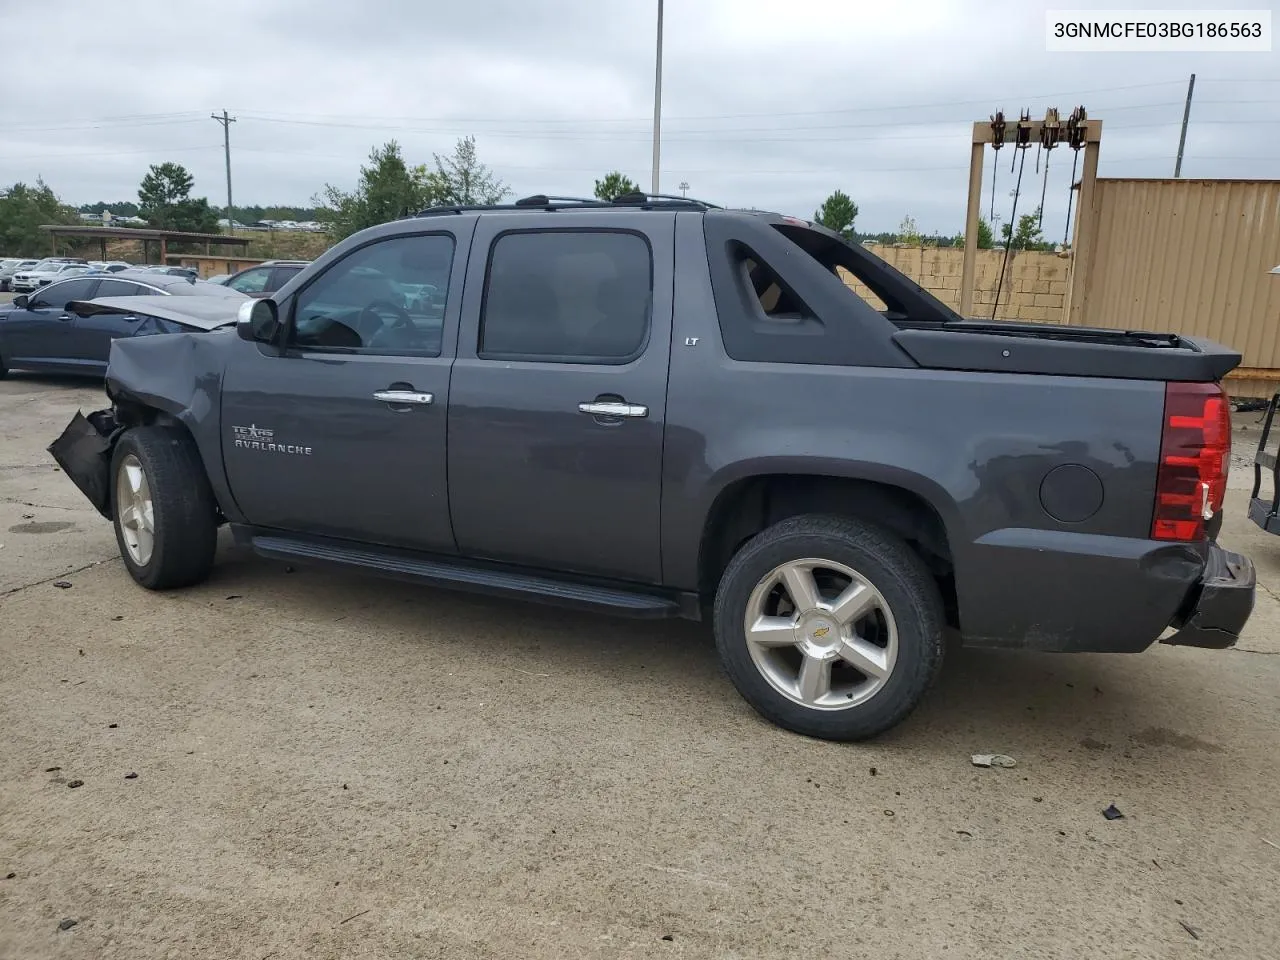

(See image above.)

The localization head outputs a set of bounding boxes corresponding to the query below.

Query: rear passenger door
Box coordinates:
[68,278,159,366]
[448,214,674,584]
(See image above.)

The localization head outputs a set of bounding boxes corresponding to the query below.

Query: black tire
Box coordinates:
[110,425,218,590]
[713,514,945,741]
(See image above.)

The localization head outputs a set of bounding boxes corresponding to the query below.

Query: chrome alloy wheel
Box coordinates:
[116,453,155,566]
[742,558,898,710]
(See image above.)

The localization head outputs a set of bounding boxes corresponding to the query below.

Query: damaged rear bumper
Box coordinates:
[1161,544,1256,649]
[46,409,120,519]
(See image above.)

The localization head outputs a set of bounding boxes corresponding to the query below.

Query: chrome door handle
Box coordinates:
[373,389,434,405]
[578,401,648,418]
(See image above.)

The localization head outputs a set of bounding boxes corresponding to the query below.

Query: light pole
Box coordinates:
[651,0,664,195]
[678,181,689,197]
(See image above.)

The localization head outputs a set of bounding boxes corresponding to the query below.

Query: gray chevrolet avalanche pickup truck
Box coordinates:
[49,192,1256,741]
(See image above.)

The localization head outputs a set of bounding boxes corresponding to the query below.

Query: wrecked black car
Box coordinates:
[48,197,1256,742]
[0,276,246,378]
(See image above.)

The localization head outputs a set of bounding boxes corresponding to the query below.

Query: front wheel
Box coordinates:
[111,426,218,590]
[713,515,945,741]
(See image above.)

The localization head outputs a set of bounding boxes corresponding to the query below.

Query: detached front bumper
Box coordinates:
[1161,544,1256,649]
[46,408,121,518]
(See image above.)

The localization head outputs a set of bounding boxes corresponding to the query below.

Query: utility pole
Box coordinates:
[651,0,664,194]
[211,109,236,231]
[1174,73,1195,178]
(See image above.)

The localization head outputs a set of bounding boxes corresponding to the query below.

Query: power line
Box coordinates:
[225,80,1189,124]
[0,144,220,161]
[0,80,1190,133]
[232,101,1186,135]
[224,116,1280,144]
[0,117,208,133]
[229,146,1202,173]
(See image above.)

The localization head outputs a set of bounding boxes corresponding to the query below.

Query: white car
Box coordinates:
[11,261,90,292]
[0,258,39,292]
[87,260,132,274]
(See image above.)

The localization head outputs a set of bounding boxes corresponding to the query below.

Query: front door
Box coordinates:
[220,228,468,553]
[448,213,674,584]
[4,277,101,370]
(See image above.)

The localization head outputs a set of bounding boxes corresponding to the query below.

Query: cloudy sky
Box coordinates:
[1,0,1275,236]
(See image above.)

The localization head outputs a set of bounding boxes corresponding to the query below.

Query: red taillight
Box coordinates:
[1151,381,1231,541]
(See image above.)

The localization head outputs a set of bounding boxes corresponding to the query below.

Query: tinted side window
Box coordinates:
[288,234,454,357]
[269,266,304,290]
[228,267,271,293]
[37,278,98,308]
[480,231,651,363]
[95,279,144,297]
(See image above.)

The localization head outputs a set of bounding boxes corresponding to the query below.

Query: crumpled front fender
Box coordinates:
[48,330,237,522]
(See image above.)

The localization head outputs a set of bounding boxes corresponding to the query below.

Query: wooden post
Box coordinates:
[99,238,107,260]
[960,124,985,317]
[1065,120,1103,326]
[159,236,168,264]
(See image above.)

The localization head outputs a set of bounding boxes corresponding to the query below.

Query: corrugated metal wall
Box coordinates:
[1075,178,1280,397]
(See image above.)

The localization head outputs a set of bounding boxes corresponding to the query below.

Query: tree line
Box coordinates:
[77,200,324,223]
[1,142,1057,256]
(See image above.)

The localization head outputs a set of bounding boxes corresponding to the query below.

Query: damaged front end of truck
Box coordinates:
[46,301,240,520]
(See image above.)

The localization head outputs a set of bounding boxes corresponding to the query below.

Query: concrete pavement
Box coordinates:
[1,373,1277,959]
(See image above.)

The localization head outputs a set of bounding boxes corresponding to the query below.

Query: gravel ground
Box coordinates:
[1,373,1278,960]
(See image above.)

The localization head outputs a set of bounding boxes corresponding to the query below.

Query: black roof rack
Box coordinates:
[513,194,598,206]
[612,190,720,209]
[414,192,716,218]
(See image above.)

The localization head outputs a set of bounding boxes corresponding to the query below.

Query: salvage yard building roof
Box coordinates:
[39,224,251,263]
[39,225,250,245]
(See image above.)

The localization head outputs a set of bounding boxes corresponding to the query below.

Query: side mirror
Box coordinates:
[237,298,280,344]
[12,294,27,309]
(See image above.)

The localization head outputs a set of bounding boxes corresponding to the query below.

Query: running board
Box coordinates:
[247,533,690,619]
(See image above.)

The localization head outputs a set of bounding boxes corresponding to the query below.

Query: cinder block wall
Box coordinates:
[844,245,1073,322]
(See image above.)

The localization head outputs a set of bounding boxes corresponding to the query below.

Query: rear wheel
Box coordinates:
[111,426,218,589]
[713,514,944,741]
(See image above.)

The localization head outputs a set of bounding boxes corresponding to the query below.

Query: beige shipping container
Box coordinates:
[1072,178,1280,397]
